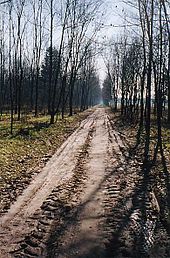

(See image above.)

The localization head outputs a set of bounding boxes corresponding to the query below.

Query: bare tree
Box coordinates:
[8,1,13,134]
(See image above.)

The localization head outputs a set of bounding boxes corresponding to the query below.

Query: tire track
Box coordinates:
[0,110,97,257]
[103,113,170,258]
[12,124,95,257]
[1,108,169,257]
[43,108,109,258]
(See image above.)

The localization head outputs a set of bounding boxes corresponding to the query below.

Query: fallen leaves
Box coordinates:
[0,110,93,214]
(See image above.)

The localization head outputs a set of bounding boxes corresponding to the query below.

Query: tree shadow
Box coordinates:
[45,157,165,258]
[16,122,50,137]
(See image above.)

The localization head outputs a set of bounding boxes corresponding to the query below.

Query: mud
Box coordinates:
[0,107,169,258]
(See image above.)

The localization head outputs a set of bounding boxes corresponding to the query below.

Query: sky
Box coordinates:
[0,0,137,86]
[97,0,138,84]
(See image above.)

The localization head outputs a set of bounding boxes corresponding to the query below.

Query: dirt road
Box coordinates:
[0,107,169,258]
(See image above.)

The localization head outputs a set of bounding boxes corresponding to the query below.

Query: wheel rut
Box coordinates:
[0,110,97,257]
[46,108,109,258]
[0,107,170,258]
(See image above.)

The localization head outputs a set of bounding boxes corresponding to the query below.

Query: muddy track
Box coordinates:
[11,125,96,257]
[0,110,97,257]
[0,107,170,258]
[103,114,170,258]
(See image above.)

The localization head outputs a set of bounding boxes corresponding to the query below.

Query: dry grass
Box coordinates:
[0,110,92,213]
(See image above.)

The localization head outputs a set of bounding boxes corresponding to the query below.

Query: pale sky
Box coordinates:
[0,0,137,85]
[97,0,138,84]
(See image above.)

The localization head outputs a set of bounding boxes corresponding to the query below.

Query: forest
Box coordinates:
[0,0,170,257]
[102,0,170,164]
[0,0,101,131]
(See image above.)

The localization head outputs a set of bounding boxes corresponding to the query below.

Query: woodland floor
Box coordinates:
[0,107,170,258]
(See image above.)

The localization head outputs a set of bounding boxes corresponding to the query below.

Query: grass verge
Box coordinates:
[0,110,93,214]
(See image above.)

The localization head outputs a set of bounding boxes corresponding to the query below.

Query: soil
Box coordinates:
[0,107,169,258]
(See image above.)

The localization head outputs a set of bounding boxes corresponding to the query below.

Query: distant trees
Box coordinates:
[0,0,102,131]
[103,0,170,164]
[0,16,5,116]
[102,75,112,106]
[79,49,101,111]
[41,47,59,113]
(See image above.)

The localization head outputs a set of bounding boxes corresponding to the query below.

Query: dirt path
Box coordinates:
[52,108,109,258]
[0,107,170,258]
[0,109,97,257]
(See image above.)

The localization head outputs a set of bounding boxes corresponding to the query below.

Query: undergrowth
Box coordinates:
[0,110,91,212]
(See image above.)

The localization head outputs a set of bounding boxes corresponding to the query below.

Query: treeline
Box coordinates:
[0,0,101,132]
[102,0,170,165]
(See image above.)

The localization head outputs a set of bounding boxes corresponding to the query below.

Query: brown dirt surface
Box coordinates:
[0,109,93,215]
[0,107,170,258]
